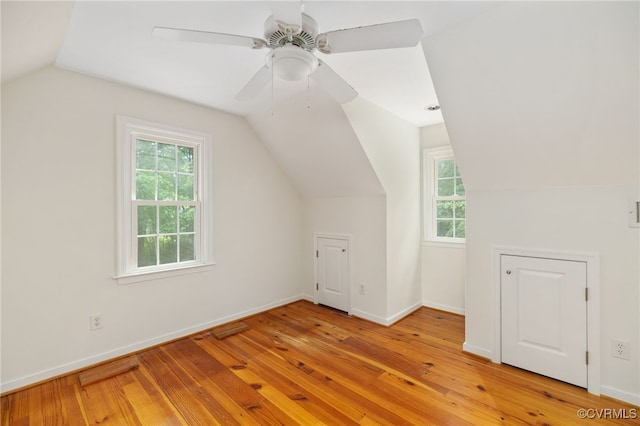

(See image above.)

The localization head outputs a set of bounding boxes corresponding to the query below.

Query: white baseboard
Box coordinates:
[462,342,493,360]
[300,293,314,303]
[350,309,388,326]
[386,301,423,325]
[0,294,304,394]
[9,295,637,409]
[600,385,640,406]
[422,300,465,316]
[350,301,423,326]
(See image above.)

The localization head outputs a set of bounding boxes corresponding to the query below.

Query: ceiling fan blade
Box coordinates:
[153,27,267,49]
[236,66,272,101]
[316,19,423,54]
[269,1,302,33]
[311,60,358,104]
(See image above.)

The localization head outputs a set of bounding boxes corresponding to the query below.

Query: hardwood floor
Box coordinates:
[2,301,638,425]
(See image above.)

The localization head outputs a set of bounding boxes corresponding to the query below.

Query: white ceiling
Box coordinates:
[46,1,500,128]
[248,86,385,198]
[1,1,500,198]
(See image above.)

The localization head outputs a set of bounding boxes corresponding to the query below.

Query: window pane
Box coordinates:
[455,220,466,238]
[138,236,157,267]
[137,206,157,236]
[120,117,210,278]
[159,206,177,234]
[437,220,453,237]
[177,174,194,201]
[436,200,453,218]
[159,236,177,264]
[427,150,466,242]
[157,143,176,172]
[437,178,454,196]
[180,234,195,261]
[136,171,156,200]
[157,173,176,201]
[179,205,195,232]
[455,178,465,196]
[178,146,194,173]
[136,140,156,170]
[437,159,455,178]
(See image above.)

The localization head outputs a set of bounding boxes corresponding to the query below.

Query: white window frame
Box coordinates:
[116,116,214,284]
[423,147,466,245]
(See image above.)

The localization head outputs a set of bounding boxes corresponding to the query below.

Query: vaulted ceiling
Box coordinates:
[5,1,635,198]
[423,1,639,191]
[2,1,501,127]
[1,1,502,198]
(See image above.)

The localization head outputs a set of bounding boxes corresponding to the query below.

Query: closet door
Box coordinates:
[501,255,587,387]
[316,237,350,312]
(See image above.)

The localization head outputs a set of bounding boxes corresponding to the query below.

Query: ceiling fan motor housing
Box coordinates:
[264,13,319,51]
[263,13,320,81]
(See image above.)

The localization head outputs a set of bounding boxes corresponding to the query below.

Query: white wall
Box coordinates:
[247,87,384,199]
[420,124,465,315]
[466,186,639,403]
[420,244,464,315]
[1,67,303,392]
[425,2,638,193]
[343,98,422,322]
[302,196,387,322]
[424,1,639,403]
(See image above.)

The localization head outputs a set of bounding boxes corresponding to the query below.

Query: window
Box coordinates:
[424,148,466,243]
[116,116,213,284]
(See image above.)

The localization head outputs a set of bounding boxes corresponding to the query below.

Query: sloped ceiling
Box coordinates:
[6,1,636,196]
[248,87,384,198]
[2,1,504,127]
[1,1,504,200]
[54,0,448,127]
[1,1,73,82]
[423,1,639,191]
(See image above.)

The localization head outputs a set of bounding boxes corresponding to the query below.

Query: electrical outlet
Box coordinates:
[359,284,365,295]
[90,314,104,331]
[611,338,629,360]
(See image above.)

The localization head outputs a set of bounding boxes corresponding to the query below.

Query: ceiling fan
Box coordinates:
[153,4,423,104]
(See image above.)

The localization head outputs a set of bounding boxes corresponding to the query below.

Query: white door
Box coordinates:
[316,237,350,312]
[501,255,587,388]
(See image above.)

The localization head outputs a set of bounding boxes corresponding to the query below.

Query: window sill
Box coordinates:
[421,240,466,249]
[115,263,215,285]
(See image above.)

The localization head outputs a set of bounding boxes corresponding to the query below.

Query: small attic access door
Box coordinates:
[492,246,600,395]
[314,234,351,313]
[501,255,587,388]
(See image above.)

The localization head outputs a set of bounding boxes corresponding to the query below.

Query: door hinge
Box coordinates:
[316,250,318,258]
[586,351,589,365]
[585,287,588,301]
[316,283,318,291]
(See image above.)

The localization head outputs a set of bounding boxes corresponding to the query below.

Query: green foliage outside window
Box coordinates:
[436,159,465,239]
[135,139,196,268]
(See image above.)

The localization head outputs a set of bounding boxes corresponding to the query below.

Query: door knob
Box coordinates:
[506,270,512,275]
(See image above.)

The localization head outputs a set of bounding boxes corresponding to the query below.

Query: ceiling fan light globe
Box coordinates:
[267,45,318,81]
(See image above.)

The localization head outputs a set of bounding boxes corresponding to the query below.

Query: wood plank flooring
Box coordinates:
[2,301,638,425]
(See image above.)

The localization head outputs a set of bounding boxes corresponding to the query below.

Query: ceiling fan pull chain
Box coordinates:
[307,74,311,110]
[271,54,275,116]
